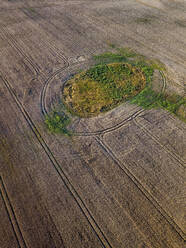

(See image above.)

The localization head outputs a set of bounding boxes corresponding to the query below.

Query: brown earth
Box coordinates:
[0,0,185,247]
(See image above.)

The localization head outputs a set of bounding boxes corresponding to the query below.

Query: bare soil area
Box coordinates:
[0,0,185,247]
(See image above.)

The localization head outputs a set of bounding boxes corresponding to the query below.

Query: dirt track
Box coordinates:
[0,1,185,247]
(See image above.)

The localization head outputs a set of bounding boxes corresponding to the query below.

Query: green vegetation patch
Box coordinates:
[45,111,72,136]
[63,62,147,117]
[131,88,186,121]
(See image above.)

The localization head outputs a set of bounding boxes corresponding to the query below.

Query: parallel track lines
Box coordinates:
[75,108,145,136]
[80,9,186,67]
[95,136,186,242]
[15,28,69,68]
[1,75,113,248]
[133,71,185,167]
[0,176,27,248]
[0,26,40,78]
[22,7,101,57]
[1,3,185,247]
[1,15,72,117]
[134,71,185,167]
[1,20,70,77]
[133,117,185,167]
[41,66,69,116]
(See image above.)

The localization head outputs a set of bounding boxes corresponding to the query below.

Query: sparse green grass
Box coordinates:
[131,86,186,121]
[45,111,72,136]
[135,17,152,24]
[175,20,186,28]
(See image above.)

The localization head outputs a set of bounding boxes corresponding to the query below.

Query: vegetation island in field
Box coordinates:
[45,47,186,135]
[63,62,147,117]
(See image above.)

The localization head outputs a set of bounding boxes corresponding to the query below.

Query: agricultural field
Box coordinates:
[0,0,185,247]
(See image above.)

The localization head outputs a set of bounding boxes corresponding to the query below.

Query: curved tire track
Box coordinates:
[74,70,166,136]
[40,64,69,116]
[42,68,165,137]
[75,108,145,136]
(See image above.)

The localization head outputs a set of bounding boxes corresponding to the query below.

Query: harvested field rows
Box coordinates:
[0,0,185,247]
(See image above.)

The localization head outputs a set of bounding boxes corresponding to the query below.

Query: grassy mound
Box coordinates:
[63,63,147,117]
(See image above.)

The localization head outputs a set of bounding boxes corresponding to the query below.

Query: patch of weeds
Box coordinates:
[93,52,128,64]
[23,7,38,18]
[135,15,157,25]
[108,43,117,49]
[26,7,36,13]
[45,111,72,136]
[135,17,152,24]
[177,102,186,121]
[63,62,147,117]
[175,20,186,28]
[130,85,186,122]
[93,47,139,65]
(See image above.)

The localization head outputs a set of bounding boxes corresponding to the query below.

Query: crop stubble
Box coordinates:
[0,0,185,247]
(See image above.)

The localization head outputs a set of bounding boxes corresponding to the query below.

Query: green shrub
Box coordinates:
[45,111,72,136]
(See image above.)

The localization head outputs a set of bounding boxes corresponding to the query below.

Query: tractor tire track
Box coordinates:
[21,7,102,59]
[75,108,145,136]
[133,71,185,168]
[80,10,186,67]
[40,59,90,116]
[40,66,69,116]
[94,136,186,241]
[1,24,71,114]
[94,69,185,168]
[74,70,166,136]
[15,27,69,68]
[1,17,69,73]
[1,75,113,248]
[0,176,27,248]
[41,50,184,172]
[133,117,185,167]
[0,26,40,78]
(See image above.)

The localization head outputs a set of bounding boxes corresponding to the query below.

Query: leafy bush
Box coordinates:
[45,111,71,136]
